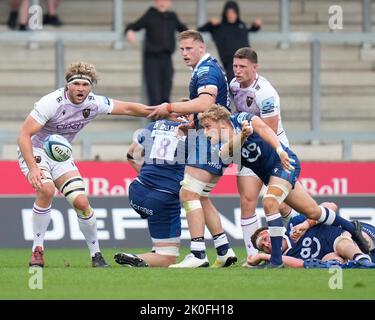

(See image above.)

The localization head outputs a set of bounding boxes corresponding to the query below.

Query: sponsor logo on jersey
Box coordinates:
[56,96,63,103]
[261,97,276,115]
[82,108,91,118]
[34,156,41,163]
[246,96,254,107]
[56,122,85,130]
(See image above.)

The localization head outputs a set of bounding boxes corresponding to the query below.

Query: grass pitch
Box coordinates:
[0,248,374,300]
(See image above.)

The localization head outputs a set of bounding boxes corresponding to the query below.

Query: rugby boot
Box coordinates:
[29,246,45,268]
[114,252,149,267]
[92,252,110,268]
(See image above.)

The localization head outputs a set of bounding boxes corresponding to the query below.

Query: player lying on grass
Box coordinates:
[247,202,375,268]
[115,116,192,267]
[198,105,369,268]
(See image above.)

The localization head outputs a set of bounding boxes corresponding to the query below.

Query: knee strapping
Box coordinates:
[200,182,216,197]
[59,176,90,218]
[263,184,290,204]
[152,246,180,257]
[180,173,207,195]
[183,200,202,213]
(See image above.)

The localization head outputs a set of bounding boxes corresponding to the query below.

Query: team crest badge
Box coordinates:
[34,156,41,163]
[82,108,91,118]
[246,96,254,107]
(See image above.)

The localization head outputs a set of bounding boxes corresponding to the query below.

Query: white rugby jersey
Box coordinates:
[230,74,289,146]
[29,88,114,148]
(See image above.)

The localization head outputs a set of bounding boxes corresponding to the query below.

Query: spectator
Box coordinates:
[7,0,29,31]
[43,0,63,26]
[198,0,262,82]
[125,0,187,105]
[7,0,62,31]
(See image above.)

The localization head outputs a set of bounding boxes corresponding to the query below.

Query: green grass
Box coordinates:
[0,248,375,300]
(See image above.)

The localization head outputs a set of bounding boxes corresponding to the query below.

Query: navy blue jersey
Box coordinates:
[284,215,343,260]
[190,54,230,128]
[188,54,230,175]
[228,112,300,186]
[137,120,189,195]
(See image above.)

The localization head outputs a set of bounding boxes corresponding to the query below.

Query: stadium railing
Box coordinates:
[1,0,374,160]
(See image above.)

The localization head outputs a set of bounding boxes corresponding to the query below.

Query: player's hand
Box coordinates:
[177,121,195,137]
[146,103,170,119]
[126,30,137,46]
[241,120,253,140]
[27,167,45,190]
[279,150,295,172]
[247,253,269,266]
[290,221,309,242]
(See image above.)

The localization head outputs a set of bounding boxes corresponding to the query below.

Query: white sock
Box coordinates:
[32,203,52,251]
[77,211,100,257]
[241,215,259,256]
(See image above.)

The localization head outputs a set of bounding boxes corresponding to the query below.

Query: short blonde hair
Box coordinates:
[65,61,99,85]
[198,104,231,125]
[179,29,204,43]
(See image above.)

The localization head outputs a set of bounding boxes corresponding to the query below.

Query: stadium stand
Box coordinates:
[0,0,375,160]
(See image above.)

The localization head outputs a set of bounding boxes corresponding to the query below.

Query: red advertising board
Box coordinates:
[1,161,374,195]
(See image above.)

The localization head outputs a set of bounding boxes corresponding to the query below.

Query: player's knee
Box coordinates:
[38,182,56,199]
[333,232,353,254]
[180,173,207,201]
[73,194,90,212]
[60,176,91,218]
[183,199,202,214]
[262,184,290,214]
[279,202,292,217]
[262,196,279,214]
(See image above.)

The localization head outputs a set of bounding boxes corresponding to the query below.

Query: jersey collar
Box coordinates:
[192,53,211,73]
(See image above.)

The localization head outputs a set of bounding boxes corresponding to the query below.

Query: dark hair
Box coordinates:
[234,47,258,64]
[250,226,268,250]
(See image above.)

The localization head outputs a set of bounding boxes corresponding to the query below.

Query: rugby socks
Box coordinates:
[266,213,285,266]
[213,232,230,256]
[241,216,259,256]
[78,211,100,257]
[191,237,206,259]
[318,206,355,234]
[32,203,52,251]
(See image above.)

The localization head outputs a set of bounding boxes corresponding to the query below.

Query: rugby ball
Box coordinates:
[43,134,72,162]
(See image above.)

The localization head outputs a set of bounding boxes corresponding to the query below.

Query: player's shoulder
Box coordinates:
[87,92,109,105]
[229,77,240,91]
[255,75,279,96]
[36,88,65,107]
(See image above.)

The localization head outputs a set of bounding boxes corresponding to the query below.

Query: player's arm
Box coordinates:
[111,100,152,117]
[262,115,278,134]
[251,116,294,171]
[17,115,45,189]
[126,141,144,174]
[247,252,304,268]
[147,87,217,119]
[290,219,317,242]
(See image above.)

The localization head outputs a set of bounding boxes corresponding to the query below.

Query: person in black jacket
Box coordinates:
[198,1,262,82]
[125,0,187,105]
